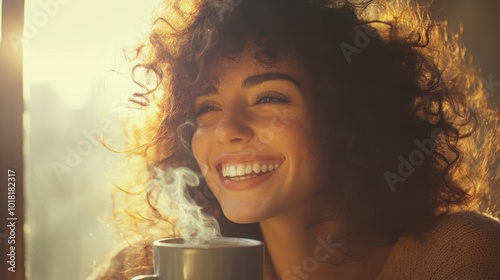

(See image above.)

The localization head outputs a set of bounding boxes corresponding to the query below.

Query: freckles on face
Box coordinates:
[191,50,325,224]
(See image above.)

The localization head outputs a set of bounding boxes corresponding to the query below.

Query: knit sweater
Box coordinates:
[87,211,500,280]
[375,211,500,280]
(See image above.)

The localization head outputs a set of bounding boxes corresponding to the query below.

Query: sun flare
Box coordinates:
[24,0,160,109]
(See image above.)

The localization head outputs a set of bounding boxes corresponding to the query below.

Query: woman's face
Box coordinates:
[191,48,327,224]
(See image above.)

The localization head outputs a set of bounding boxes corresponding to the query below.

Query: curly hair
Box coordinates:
[109,0,500,277]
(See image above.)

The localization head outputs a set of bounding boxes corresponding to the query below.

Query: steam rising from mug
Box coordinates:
[150,166,221,244]
[131,167,264,280]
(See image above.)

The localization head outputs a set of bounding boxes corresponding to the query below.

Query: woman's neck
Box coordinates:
[258,195,393,280]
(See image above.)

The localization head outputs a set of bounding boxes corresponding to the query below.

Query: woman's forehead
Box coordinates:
[203,46,311,88]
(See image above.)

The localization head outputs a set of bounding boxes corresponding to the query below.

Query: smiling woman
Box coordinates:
[192,49,325,224]
[88,0,500,279]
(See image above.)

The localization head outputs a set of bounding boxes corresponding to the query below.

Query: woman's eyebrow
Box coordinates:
[242,72,302,89]
[195,86,218,98]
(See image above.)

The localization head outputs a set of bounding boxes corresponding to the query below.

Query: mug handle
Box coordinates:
[131,275,158,280]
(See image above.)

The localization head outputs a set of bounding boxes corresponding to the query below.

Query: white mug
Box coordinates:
[131,237,264,280]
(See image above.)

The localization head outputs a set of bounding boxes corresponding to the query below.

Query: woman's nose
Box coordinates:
[214,108,253,145]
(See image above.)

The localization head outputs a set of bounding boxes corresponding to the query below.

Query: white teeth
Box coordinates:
[229,174,258,181]
[229,165,236,177]
[221,161,282,180]
[236,165,245,176]
[245,164,253,174]
[253,162,261,174]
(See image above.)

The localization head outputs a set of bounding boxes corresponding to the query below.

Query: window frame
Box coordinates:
[0,0,25,279]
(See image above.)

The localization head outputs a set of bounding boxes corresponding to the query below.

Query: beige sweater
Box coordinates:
[375,211,500,280]
[87,211,500,280]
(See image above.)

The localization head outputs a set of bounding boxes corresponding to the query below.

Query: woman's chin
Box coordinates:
[221,206,270,224]
[223,212,261,224]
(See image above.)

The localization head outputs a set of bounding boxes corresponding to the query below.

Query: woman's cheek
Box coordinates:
[191,131,205,168]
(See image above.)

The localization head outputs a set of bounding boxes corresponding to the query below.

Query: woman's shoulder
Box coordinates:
[428,210,500,243]
[85,238,154,280]
[377,211,500,280]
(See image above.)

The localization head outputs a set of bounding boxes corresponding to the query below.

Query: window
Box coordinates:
[23,1,158,279]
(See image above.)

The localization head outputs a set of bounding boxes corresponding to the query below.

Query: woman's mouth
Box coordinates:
[220,160,282,181]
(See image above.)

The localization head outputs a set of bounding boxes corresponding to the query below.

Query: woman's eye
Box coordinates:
[256,93,289,104]
[196,105,218,116]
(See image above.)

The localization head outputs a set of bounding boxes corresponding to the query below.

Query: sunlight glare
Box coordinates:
[24,0,160,110]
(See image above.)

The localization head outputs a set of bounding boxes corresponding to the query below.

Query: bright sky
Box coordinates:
[24,0,159,109]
